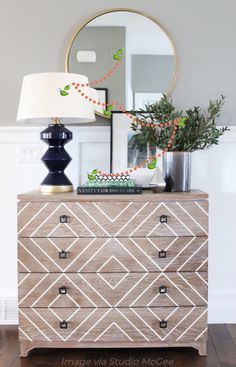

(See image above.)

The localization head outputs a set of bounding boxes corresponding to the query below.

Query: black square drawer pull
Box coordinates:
[59,250,67,259]
[159,250,167,258]
[160,215,168,223]
[159,285,167,294]
[160,320,167,328]
[60,215,68,223]
[60,321,68,329]
[59,286,67,295]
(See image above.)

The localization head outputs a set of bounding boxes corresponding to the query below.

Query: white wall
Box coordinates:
[0,0,236,126]
[0,126,235,324]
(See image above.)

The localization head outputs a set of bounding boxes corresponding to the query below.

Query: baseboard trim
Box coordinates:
[0,298,18,325]
[0,320,18,325]
[208,290,236,323]
[208,304,236,323]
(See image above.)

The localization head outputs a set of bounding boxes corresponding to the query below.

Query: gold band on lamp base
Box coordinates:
[40,185,73,193]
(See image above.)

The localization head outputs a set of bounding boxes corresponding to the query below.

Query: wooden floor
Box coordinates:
[1,325,236,367]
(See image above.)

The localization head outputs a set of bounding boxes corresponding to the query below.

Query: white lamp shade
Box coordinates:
[16,72,97,124]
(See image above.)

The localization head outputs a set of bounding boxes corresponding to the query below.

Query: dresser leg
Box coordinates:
[20,343,30,357]
[196,341,207,356]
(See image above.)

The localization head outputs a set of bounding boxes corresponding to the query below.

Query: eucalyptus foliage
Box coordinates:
[131,95,229,152]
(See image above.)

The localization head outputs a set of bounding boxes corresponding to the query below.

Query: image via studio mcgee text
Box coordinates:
[61,357,175,366]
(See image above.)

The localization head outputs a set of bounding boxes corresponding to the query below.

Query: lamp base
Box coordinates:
[40,123,73,194]
[40,185,73,193]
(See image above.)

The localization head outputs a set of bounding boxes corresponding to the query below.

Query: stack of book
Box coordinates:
[77,179,142,194]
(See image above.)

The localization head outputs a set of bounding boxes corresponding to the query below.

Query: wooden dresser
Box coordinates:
[17,190,208,357]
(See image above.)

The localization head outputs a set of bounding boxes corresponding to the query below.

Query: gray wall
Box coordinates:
[132,55,174,93]
[69,26,126,108]
[0,0,235,126]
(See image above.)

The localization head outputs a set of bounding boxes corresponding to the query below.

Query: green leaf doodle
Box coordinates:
[103,105,113,117]
[87,168,98,181]
[87,174,96,181]
[60,90,69,96]
[60,84,71,96]
[147,159,157,170]
[112,47,125,61]
[103,110,112,117]
[178,116,187,128]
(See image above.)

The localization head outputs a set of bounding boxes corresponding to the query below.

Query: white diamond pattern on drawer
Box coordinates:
[19,307,207,343]
[17,201,208,238]
[18,237,208,273]
[18,272,207,308]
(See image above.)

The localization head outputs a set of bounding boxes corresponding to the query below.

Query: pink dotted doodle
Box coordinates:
[71,60,179,176]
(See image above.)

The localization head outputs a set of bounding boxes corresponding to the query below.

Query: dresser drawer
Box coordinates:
[19,272,207,308]
[19,306,207,343]
[18,200,208,238]
[18,237,208,273]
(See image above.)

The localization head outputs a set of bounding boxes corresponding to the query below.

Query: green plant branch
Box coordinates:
[131,94,229,152]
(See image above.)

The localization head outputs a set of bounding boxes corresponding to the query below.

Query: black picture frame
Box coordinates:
[95,88,108,107]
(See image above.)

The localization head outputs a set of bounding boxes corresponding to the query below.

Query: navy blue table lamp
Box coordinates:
[17,73,97,193]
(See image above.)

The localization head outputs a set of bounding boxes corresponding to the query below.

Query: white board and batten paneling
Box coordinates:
[0,126,235,324]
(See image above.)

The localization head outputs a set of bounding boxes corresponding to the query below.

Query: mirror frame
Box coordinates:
[65,8,178,119]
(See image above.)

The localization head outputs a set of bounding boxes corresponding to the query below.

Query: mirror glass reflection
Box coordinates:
[67,11,176,115]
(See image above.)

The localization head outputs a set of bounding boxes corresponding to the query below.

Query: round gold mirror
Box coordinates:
[65,9,177,118]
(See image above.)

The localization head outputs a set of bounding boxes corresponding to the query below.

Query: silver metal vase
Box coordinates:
[163,152,191,192]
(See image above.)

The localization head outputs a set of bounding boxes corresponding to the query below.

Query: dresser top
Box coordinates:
[18,189,208,202]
